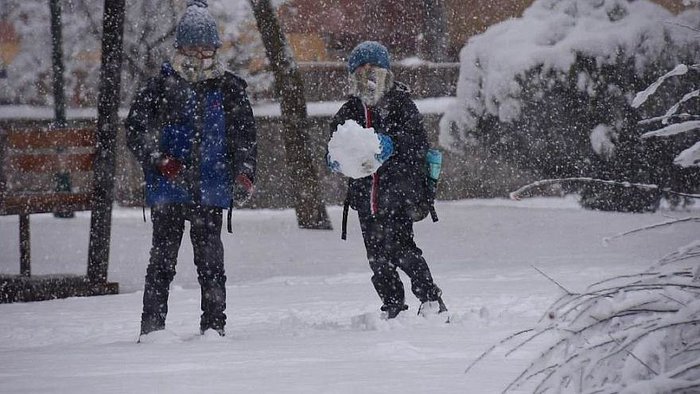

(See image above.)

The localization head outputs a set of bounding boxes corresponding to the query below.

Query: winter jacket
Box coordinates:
[330,82,430,220]
[126,62,257,208]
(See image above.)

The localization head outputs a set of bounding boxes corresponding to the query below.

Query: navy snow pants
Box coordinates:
[141,204,227,335]
[358,209,442,309]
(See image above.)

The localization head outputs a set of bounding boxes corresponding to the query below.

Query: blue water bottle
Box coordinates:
[426,149,442,181]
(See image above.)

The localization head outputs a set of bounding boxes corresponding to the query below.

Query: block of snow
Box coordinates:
[328,120,382,179]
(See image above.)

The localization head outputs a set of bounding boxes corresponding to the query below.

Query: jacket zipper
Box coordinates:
[191,86,204,205]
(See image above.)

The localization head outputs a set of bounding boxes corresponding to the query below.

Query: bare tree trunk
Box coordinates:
[87,0,125,283]
[249,0,331,230]
[423,0,449,62]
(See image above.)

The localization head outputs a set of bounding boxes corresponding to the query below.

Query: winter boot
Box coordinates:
[381,304,409,319]
[200,315,225,337]
[199,324,225,336]
[200,328,225,337]
[417,297,448,317]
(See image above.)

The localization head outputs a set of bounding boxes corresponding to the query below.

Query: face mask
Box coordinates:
[173,52,222,82]
[350,66,393,106]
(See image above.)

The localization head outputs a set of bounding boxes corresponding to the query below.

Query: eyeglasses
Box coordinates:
[180,47,216,59]
[354,64,380,76]
[354,65,387,83]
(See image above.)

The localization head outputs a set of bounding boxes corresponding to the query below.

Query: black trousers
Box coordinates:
[358,209,442,308]
[141,204,227,334]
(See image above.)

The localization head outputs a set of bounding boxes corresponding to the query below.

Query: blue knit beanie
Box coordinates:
[174,0,222,49]
[347,41,391,73]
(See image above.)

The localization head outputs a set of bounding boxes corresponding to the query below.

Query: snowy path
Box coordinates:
[0,198,697,393]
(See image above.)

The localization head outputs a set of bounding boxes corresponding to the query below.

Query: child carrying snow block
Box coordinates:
[327,41,447,319]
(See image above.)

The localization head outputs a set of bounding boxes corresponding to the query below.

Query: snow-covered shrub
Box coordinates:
[488,257,699,392]
[479,52,700,391]
[440,0,700,210]
[466,215,700,392]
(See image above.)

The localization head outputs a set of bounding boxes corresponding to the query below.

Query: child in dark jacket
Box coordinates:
[328,41,447,319]
[125,0,257,339]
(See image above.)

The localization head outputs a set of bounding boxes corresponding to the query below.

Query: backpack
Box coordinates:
[341,148,441,240]
[406,147,441,223]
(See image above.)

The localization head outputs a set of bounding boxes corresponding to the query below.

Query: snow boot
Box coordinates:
[199,313,225,337]
[417,297,448,317]
[200,327,225,337]
[381,304,409,319]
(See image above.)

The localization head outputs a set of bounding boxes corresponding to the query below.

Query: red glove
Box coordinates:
[233,174,254,207]
[156,155,184,181]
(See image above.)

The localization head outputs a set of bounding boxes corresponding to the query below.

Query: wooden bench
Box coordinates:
[0,124,118,302]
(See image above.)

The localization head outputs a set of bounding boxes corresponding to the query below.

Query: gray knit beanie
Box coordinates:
[174,0,222,49]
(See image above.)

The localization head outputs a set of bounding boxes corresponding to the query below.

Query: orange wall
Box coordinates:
[446,0,531,56]
[0,20,20,65]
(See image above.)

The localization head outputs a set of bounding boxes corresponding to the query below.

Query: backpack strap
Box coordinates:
[219,73,237,234]
[227,198,234,233]
[341,197,350,240]
[142,186,147,223]
[429,203,438,222]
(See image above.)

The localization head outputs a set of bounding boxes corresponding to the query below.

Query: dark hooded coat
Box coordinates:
[330,83,431,220]
[125,62,257,208]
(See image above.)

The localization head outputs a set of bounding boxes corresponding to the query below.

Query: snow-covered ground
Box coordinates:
[0,198,697,393]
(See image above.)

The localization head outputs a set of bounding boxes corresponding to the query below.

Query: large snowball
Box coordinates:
[328,119,382,179]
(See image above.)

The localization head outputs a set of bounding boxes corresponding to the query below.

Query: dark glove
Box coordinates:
[155,155,184,181]
[233,174,254,207]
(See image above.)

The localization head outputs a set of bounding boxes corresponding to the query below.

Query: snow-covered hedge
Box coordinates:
[466,213,700,392]
[476,251,700,393]
[440,0,700,210]
[473,42,700,391]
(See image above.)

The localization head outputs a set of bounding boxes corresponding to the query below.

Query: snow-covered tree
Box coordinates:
[467,250,700,392]
[1,1,56,105]
[440,0,700,210]
[469,210,700,392]
[0,0,269,107]
[473,51,700,394]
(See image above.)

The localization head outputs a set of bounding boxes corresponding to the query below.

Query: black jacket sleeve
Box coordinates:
[330,99,363,136]
[225,72,257,184]
[124,77,163,170]
[389,95,428,174]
